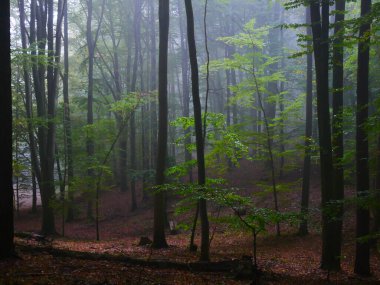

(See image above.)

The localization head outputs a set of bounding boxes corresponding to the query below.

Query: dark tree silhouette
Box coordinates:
[330,0,346,270]
[129,0,143,211]
[184,0,210,262]
[0,0,15,258]
[18,0,41,214]
[355,0,372,276]
[299,6,313,236]
[63,0,75,222]
[152,0,169,249]
[309,0,340,270]
[85,0,105,220]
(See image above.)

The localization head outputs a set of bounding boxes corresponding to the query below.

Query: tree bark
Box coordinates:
[179,0,192,182]
[330,0,346,270]
[63,0,75,222]
[129,0,142,212]
[149,0,158,172]
[299,7,313,236]
[86,0,105,220]
[86,0,95,220]
[309,0,338,270]
[152,0,169,249]
[354,0,372,276]
[0,0,15,258]
[184,0,210,262]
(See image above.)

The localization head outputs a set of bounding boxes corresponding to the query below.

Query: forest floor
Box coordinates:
[2,161,380,284]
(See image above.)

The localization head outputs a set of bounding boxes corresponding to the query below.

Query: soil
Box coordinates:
[3,160,380,284]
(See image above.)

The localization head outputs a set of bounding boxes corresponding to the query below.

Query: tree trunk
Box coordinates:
[0,0,15,258]
[184,0,210,262]
[85,0,105,221]
[152,0,169,249]
[309,0,338,270]
[179,0,192,182]
[41,0,64,235]
[86,0,95,220]
[149,0,158,172]
[63,0,75,222]
[330,0,346,270]
[354,0,371,276]
[299,7,313,236]
[30,0,53,232]
[129,0,142,212]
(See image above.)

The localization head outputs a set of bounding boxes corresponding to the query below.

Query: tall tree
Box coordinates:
[29,0,52,232]
[299,6,313,236]
[152,0,169,249]
[309,0,339,270]
[18,0,41,216]
[354,0,372,275]
[0,0,15,258]
[149,0,158,171]
[129,0,142,211]
[184,0,210,262]
[330,0,346,270]
[179,0,192,181]
[63,0,75,222]
[28,0,64,234]
[85,0,105,219]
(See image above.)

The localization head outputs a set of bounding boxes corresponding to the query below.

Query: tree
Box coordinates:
[354,0,372,275]
[129,0,143,211]
[0,0,15,258]
[18,0,41,215]
[330,0,346,269]
[85,0,105,219]
[299,6,313,236]
[184,0,210,262]
[63,0,75,222]
[149,0,158,172]
[152,0,170,249]
[309,0,339,270]
[28,0,64,235]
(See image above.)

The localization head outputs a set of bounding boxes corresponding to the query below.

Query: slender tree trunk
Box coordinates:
[85,0,105,220]
[354,0,372,275]
[310,0,338,270]
[129,0,142,212]
[0,0,15,258]
[231,68,238,125]
[254,70,280,236]
[374,134,380,233]
[107,7,128,194]
[278,8,286,178]
[17,2,38,219]
[152,0,170,249]
[63,0,75,222]
[86,0,95,220]
[30,0,53,232]
[40,0,64,235]
[225,47,231,127]
[179,0,192,182]
[266,1,281,138]
[330,0,346,270]
[149,0,158,172]
[31,171,38,213]
[184,0,210,262]
[299,7,313,236]
[55,145,65,236]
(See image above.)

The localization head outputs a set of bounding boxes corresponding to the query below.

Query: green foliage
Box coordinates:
[170,112,249,175]
[154,182,302,235]
[110,91,154,121]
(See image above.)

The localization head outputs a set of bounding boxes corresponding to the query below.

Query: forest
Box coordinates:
[0,0,380,284]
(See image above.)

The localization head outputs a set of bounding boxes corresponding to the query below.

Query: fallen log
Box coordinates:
[15,232,53,245]
[16,243,241,273]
